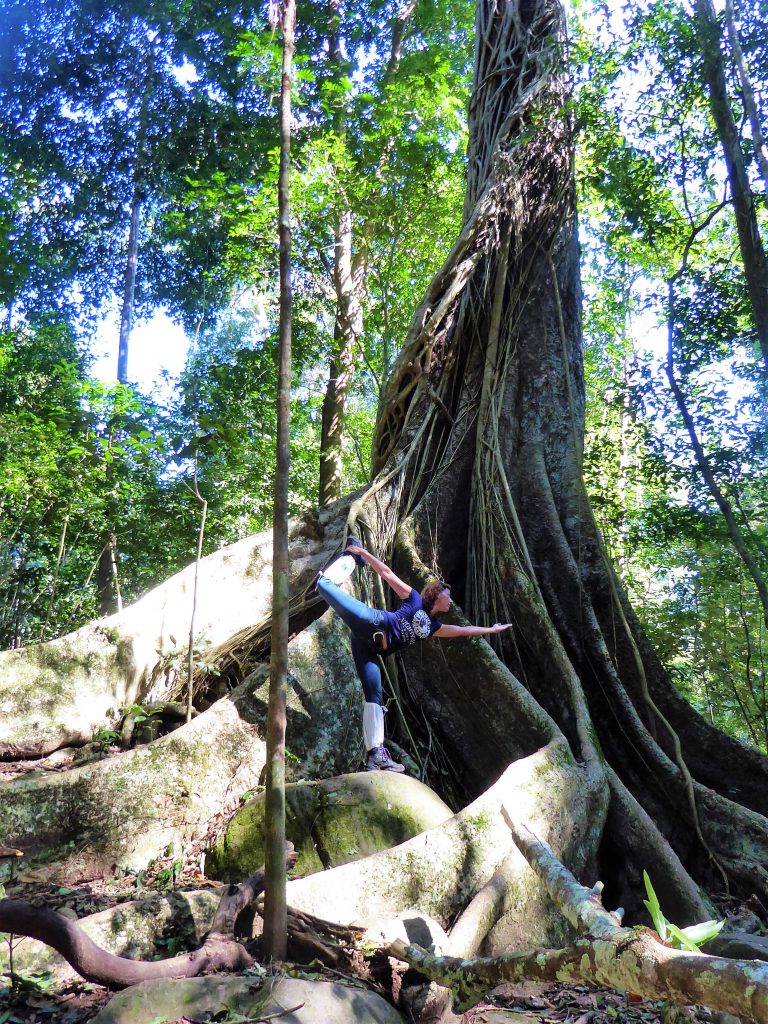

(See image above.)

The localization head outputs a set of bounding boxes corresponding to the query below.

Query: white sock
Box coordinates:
[321,553,356,585]
[363,702,384,751]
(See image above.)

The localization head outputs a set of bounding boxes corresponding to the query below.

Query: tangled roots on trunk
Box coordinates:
[347,0,768,927]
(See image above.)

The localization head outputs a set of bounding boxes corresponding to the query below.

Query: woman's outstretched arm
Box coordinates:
[434,623,511,638]
[346,545,412,600]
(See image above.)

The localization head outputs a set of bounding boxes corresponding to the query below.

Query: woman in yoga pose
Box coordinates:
[317,538,511,772]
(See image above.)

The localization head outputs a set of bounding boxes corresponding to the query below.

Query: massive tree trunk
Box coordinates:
[362,0,768,919]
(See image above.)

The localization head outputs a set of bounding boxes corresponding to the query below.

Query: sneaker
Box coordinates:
[320,553,357,585]
[365,745,406,773]
[344,535,367,567]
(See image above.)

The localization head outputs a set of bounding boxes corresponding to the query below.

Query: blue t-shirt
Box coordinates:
[380,589,443,654]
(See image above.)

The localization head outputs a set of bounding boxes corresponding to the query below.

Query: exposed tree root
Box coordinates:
[0,506,347,759]
[0,607,368,875]
[0,853,297,989]
[390,821,768,1020]
[0,685,267,874]
[0,897,252,988]
[603,766,715,927]
[447,848,522,957]
[281,739,605,958]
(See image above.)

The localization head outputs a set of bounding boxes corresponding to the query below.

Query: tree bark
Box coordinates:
[693,0,768,372]
[96,533,121,617]
[263,0,296,962]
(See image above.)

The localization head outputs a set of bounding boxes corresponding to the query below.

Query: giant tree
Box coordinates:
[2,0,768,1016]
[362,0,768,907]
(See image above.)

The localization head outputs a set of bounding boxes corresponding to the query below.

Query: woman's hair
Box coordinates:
[421,579,449,614]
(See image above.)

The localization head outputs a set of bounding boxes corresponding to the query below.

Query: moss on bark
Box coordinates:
[207,772,453,881]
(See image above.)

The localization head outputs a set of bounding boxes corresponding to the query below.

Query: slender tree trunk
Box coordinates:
[39,513,69,641]
[96,533,122,617]
[262,0,296,963]
[319,211,364,505]
[185,456,208,724]
[116,192,143,384]
[97,189,140,617]
[665,280,768,627]
[102,38,153,613]
[317,2,415,505]
[318,1,361,507]
[723,0,768,194]
[693,0,768,372]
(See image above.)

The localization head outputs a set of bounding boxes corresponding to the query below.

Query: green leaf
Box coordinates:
[679,919,724,945]
[666,922,703,953]
[642,871,667,941]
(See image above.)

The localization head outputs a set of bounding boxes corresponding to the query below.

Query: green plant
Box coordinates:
[121,703,159,725]
[93,725,120,754]
[643,871,724,951]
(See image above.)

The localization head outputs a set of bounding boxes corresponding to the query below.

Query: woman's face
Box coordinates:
[433,588,452,614]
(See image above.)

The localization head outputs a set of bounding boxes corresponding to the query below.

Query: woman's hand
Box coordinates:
[491,623,512,632]
[346,544,365,558]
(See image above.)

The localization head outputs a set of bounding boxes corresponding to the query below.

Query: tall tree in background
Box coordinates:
[723,0,768,193]
[308,0,472,503]
[0,0,277,613]
[572,0,768,748]
[692,0,768,372]
[0,0,272,342]
[317,0,418,504]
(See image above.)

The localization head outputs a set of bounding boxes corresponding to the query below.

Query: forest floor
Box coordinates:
[0,764,746,1024]
[0,972,724,1024]
[0,855,729,1024]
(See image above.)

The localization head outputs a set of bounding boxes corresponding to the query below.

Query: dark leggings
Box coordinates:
[316,576,384,704]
